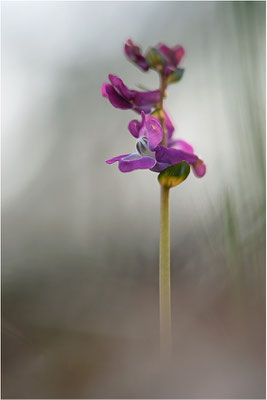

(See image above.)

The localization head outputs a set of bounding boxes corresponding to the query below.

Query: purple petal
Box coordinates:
[169,139,194,154]
[101,83,109,98]
[106,154,130,164]
[140,115,163,151]
[133,90,160,107]
[128,119,142,138]
[128,111,151,139]
[105,84,133,110]
[156,43,185,76]
[136,58,150,71]
[155,145,198,165]
[118,154,156,173]
[124,39,149,71]
[133,105,153,114]
[164,111,175,139]
[141,110,146,125]
[192,159,206,177]
[156,43,185,66]
[150,162,169,173]
[108,74,134,100]
[173,45,185,65]
[156,44,173,61]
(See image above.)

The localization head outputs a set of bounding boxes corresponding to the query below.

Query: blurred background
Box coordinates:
[2,1,265,398]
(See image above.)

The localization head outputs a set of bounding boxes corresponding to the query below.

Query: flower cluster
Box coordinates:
[102,39,206,177]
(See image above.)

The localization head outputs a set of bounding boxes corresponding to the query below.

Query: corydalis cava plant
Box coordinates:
[101,39,206,360]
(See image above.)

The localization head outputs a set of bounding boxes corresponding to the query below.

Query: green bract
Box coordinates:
[146,47,166,70]
[167,68,184,84]
[158,161,190,188]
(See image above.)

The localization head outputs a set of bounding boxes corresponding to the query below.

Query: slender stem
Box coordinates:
[159,185,171,361]
[158,73,172,362]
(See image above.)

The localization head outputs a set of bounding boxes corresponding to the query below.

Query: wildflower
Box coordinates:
[101,74,160,113]
[106,112,206,176]
[106,112,162,172]
[149,110,206,176]
[124,39,149,71]
[102,40,206,358]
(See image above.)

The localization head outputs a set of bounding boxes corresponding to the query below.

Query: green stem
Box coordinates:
[159,184,171,361]
[157,73,172,362]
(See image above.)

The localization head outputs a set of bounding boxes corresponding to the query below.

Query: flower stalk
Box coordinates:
[102,38,206,369]
[159,184,171,361]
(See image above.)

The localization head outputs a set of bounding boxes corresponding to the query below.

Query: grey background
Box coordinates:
[2,1,265,398]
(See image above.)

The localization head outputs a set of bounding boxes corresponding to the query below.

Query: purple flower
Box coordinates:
[106,112,163,172]
[154,142,206,177]
[101,74,160,113]
[156,43,185,76]
[106,111,206,177]
[124,39,149,71]
[149,111,206,177]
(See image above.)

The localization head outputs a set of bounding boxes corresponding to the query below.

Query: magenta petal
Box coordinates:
[164,111,175,139]
[150,162,169,173]
[105,85,133,110]
[155,145,198,165]
[141,110,146,125]
[133,90,160,107]
[103,75,160,113]
[106,154,130,164]
[192,159,206,177]
[108,74,134,100]
[101,83,109,98]
[124,39,149,71]
[173,45,185,65]
[157,44,172,61]
[128,119,142,138]
[156,43,185,67]
[169,139,194,154]
[133,105,152,114]
[156,43,185,77]
[136,58,150,71]
[119,154,156,173]
[143,115,163,150]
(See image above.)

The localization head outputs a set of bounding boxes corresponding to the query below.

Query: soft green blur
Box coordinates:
[2,1,265,398]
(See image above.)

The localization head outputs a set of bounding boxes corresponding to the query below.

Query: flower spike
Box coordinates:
[102,40,206,365]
